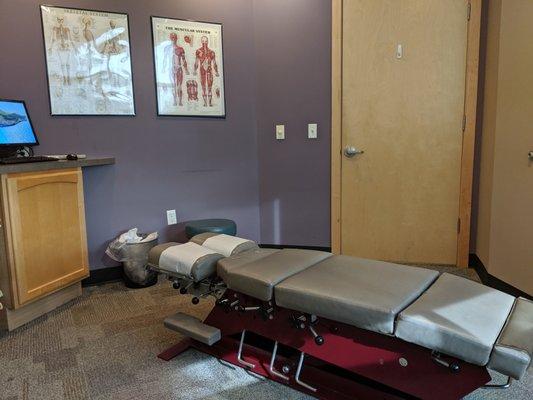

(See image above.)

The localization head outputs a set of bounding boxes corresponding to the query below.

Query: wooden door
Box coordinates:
[339,0,469,265]
[486,0,533,294]
[2,168,89,306]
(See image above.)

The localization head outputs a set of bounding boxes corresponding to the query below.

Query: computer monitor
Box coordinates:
[0,99,39,147]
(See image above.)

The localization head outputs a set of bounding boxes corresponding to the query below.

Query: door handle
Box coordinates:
[528,151,533,160]
[344,146,364,158]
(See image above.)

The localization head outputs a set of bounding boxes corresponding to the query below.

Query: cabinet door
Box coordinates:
[3,168,89,306]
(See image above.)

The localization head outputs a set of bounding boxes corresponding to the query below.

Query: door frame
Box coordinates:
[331,0,482,267]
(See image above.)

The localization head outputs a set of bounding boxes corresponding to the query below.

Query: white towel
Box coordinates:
[203,234,250,257]
[159,242,217,277]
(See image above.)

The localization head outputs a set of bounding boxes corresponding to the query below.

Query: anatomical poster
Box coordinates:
[40,5,135,115]
[151,17,225,117]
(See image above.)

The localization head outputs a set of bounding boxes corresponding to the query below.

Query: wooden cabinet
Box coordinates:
[0,168,89,309]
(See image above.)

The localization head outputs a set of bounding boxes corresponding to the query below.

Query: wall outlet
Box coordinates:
[166,209,177,225]
[308,123,318,139]
[276,124,285,140]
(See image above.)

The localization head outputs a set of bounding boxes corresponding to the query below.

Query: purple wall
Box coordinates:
[0,0,261,269]
[0,0,332,269]
[253,0,331,247]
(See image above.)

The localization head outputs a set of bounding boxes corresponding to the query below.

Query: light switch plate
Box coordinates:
[308,123,318,139]
[166,209,177,225]
[276,124,285,140]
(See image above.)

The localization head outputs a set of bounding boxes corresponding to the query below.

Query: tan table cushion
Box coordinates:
[217,248,279,283]
[275,255,439,334]
[395,273,515,366]
[148,242,222,281]
[191,233,258,256]
[488,297,533,379]
[221,249,332,301]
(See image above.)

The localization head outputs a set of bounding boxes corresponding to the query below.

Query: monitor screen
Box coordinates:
[0,99,39,146]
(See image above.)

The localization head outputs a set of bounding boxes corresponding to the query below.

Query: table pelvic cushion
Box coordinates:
[487,297,533,379]
[221,249,332,301]
[395,273,515,366]
[275,255,439,334]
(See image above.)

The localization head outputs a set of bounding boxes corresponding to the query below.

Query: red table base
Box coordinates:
[158,291,491,400]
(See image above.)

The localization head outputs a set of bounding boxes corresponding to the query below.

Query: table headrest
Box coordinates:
[154,242,223,281]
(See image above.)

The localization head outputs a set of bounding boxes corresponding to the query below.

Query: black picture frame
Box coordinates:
[150,16,226,118]
[0,99,40,147]
[39,4,136,116]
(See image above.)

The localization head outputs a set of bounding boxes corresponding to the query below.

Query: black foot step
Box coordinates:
[164,312,221,346]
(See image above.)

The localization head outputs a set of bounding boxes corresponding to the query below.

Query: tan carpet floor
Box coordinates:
[0,265,531,400]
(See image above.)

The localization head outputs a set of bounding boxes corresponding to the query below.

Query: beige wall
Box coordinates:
[475,0,533,295]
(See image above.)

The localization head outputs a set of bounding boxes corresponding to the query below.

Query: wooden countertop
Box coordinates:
[0,157,115,174]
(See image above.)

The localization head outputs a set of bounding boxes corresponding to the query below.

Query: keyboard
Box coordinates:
[0,156,58,165]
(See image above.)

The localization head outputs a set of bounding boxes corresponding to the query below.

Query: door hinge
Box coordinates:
[467,2,471,21]
[462,114,466,133]
[457,218,461,233]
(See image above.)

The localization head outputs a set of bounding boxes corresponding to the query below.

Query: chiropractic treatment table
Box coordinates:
[148,233,533,400]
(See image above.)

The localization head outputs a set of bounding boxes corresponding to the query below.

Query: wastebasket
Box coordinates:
[122,236,159,288]
[106,232,159,288]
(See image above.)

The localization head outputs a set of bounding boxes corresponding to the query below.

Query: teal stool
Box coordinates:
[185,219,237,239]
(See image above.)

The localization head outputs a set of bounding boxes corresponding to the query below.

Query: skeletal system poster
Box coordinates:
[152,17,225,117]
[41,6,135,115]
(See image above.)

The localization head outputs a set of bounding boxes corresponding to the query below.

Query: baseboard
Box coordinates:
[469,254,532,300]
[260,244,332,252]
[82,266,123,286]
[1,283,82,331]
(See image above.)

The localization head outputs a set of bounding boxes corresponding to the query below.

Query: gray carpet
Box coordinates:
[0,266,531,400]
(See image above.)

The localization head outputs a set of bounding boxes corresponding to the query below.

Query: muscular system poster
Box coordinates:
[151,17,225,117]
[40,6,135,115]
